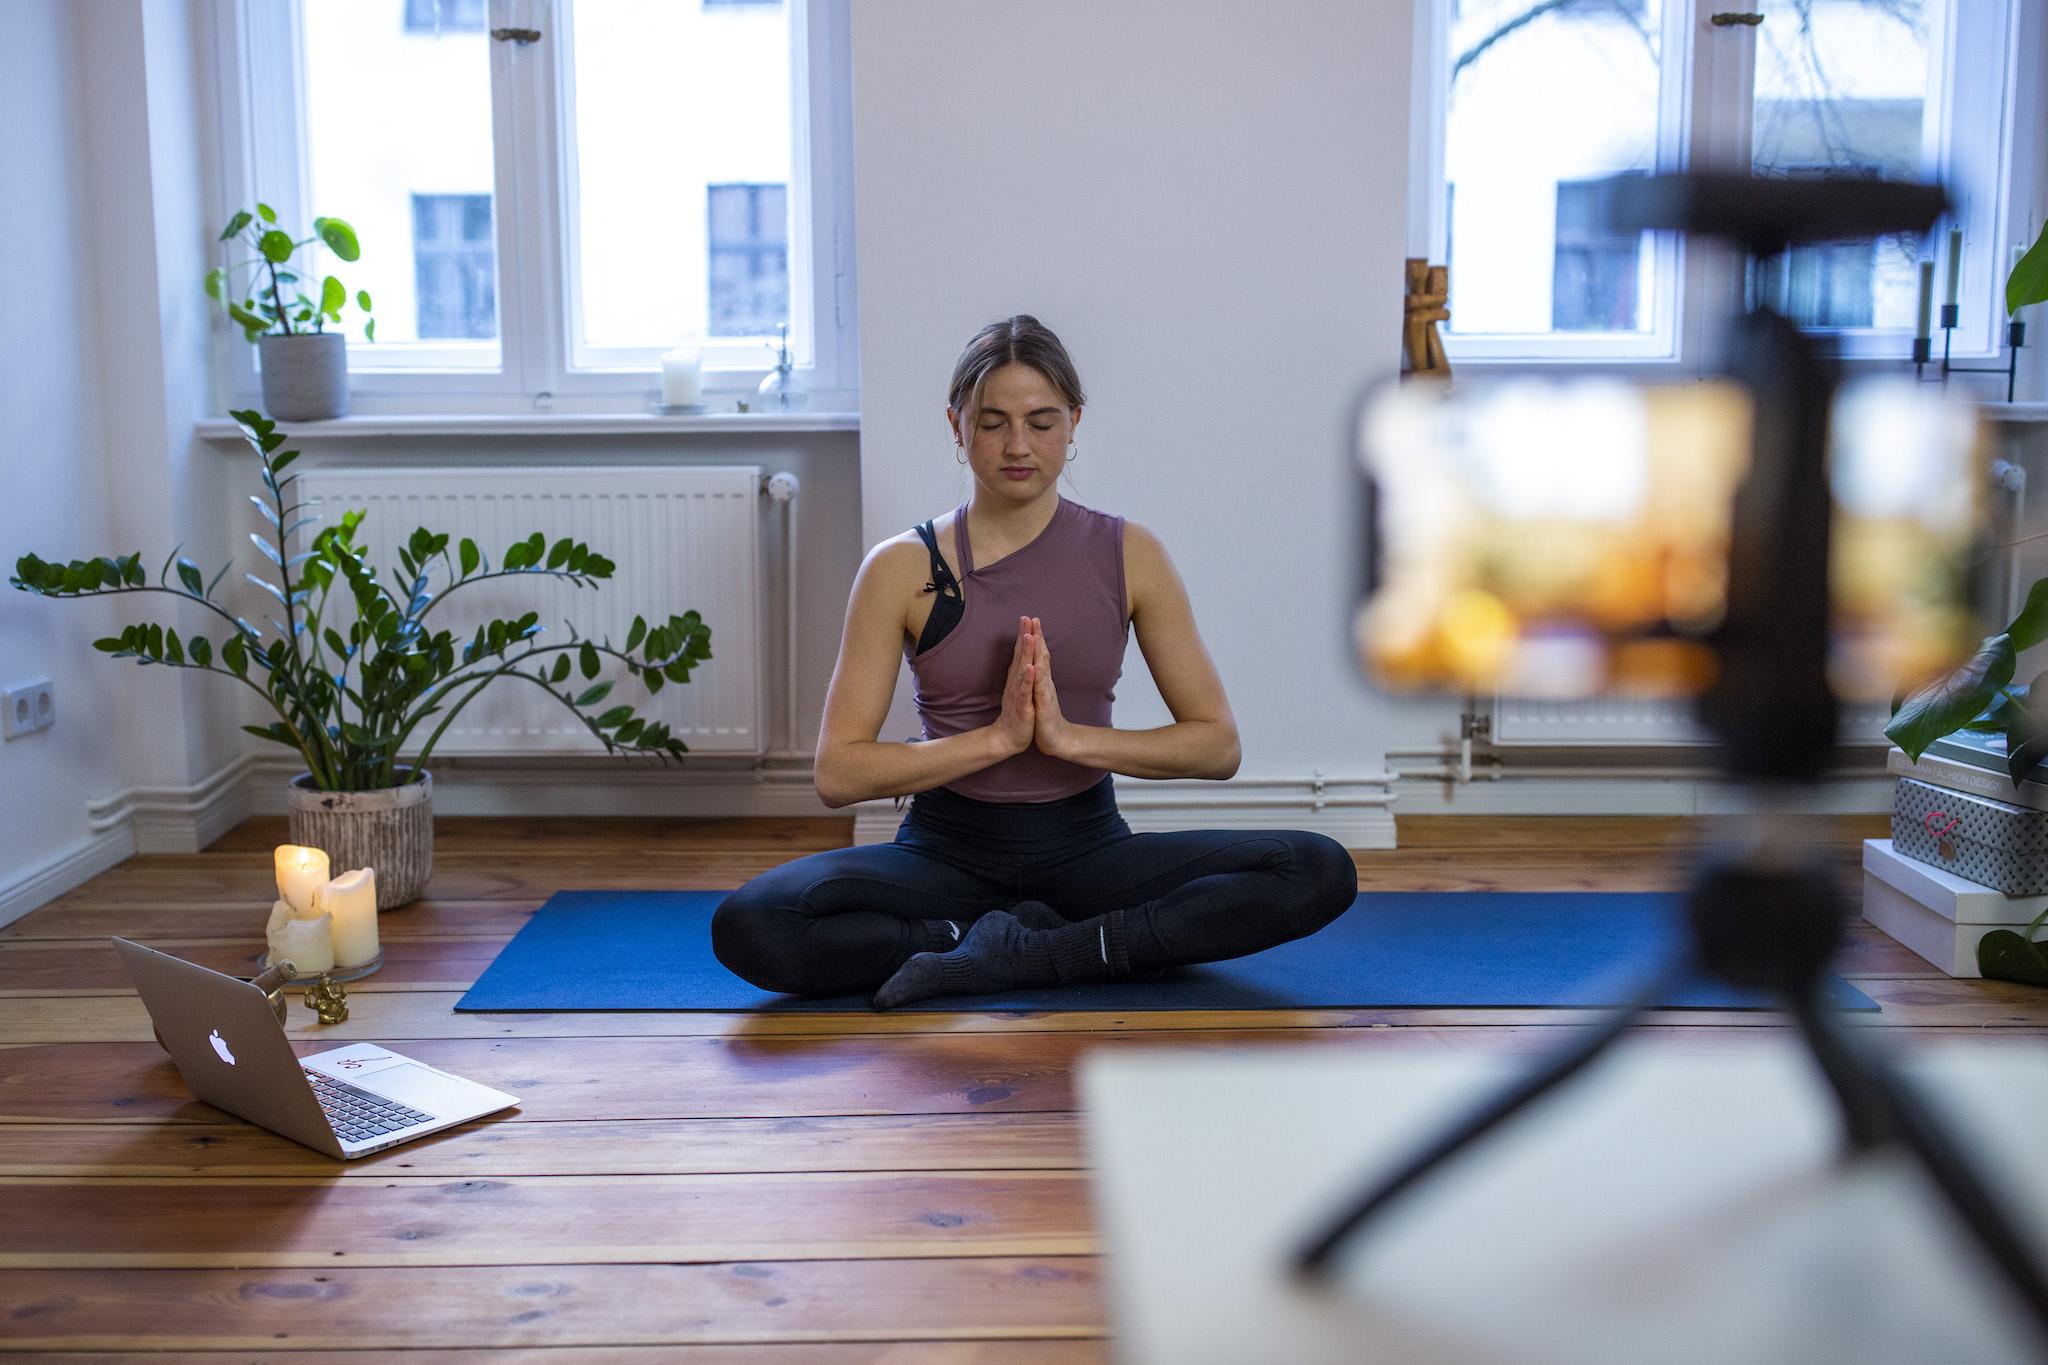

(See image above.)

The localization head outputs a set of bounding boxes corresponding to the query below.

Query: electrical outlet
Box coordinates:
[1,679,54,740]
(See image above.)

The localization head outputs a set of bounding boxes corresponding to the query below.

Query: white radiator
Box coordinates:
[288,466,763,756]
[1492,695,1892,747]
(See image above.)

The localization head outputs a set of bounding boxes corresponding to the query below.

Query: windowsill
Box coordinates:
[194,410,861,440]
[1981,402,2048,424]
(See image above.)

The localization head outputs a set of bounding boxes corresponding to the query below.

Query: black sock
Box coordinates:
[874,907,1122,1009]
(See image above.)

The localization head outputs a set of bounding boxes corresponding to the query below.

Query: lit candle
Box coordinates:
[1915,260,1935,341]
[316,868,380,969]
[274,845,330,917]
[1945,228,1963,308]
[266,898,335,975]
[659,345,703,406]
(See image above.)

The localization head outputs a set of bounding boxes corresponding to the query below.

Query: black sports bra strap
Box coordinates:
[914,521,963,602]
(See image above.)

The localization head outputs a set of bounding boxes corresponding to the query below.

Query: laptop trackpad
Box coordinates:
[364,1063,464,1114]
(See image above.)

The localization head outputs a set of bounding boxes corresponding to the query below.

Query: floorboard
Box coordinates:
[2,811,2041,1353]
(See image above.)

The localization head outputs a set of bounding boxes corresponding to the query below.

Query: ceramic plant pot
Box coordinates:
[257,331,349,421]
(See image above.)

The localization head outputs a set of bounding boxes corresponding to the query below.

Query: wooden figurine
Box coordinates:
[1403,257,1452,377]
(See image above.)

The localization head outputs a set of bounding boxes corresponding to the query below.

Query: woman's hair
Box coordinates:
[947,315,1086,438]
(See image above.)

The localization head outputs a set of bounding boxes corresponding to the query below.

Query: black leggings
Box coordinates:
[710,773,1360,997]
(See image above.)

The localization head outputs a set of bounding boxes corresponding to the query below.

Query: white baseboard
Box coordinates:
[0,824,137,932]
[849,776,1400,850]
[86,753,259,854]
[241,759,1402,844]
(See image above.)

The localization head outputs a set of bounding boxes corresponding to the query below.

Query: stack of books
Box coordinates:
[1868,730,2048,976]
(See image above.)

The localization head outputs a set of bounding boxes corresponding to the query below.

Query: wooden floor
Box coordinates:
[3,812,2046,1359]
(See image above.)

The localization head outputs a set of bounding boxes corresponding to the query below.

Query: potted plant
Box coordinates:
[1885,580,2048,781]
[1888,227,2048,767]
[206,205,375,422]
[10,410,713,909]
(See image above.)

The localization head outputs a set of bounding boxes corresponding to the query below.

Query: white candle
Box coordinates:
[659,345,703,406]
[1915,260,1935,341]
[1945,227,1963,307]
[316,868,380,969]
[274,845,330,917]
[266,899,335,975]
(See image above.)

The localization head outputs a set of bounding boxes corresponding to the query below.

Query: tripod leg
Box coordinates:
[1790,991,2048,1350]
[1291,958,1692,1279]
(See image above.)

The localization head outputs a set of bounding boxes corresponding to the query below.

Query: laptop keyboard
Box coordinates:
[304,1068,435,1144]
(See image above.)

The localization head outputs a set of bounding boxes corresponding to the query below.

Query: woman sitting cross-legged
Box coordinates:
[710,313,1359,1009]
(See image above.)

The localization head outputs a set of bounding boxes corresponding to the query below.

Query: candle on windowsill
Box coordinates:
[1945,227,1963,308]
[1914,260,1935,341]
[316,867,380,969]
[659,344,703,406]
[274,845,330,917]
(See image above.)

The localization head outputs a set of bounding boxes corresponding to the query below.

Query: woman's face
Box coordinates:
[948,362,1081,500]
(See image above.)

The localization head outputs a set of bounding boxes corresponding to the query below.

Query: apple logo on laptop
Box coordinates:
[209,1029,236,1065]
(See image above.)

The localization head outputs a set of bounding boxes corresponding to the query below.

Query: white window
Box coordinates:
[1415,0,2029,371]
[208,0,857,413]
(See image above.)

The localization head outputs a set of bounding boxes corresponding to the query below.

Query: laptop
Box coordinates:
[112,936,519,1159]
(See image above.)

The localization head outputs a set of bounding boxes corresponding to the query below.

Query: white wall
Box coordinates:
[0,0,140,917]
[1,0,244,925]
[848,0,1412,837]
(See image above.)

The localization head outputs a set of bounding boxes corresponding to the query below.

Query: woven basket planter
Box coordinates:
[285,768,434,910]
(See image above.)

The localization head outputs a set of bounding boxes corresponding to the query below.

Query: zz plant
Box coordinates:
[9,410,711,790]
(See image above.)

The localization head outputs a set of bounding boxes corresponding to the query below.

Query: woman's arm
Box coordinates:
[1054,716,1238,781]
[812,541,1025,809]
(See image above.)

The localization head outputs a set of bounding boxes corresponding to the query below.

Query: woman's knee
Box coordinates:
[709,888,802,993]
[1285,831,1358,931]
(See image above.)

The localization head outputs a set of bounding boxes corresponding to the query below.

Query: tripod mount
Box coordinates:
[1302,173,2048,1349]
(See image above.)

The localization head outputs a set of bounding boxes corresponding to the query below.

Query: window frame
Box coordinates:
[1421,0,1694,365]
[1412,0,2031,378]
[204,0,858,415]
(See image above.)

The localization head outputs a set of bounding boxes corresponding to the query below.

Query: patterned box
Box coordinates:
[1891,777,2048,895]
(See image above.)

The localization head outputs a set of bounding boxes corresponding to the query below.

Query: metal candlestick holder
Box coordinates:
[1914,302,2027,402]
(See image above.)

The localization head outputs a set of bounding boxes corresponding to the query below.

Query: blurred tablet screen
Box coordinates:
[1353,377,1982,702]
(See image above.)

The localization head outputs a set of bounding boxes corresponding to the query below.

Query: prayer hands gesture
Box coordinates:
[994,616,1075,760]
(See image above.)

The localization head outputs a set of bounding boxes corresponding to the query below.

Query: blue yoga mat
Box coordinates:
[453,890,1879,1013]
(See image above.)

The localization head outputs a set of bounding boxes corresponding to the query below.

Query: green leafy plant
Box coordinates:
[2010,220,2048,319]
[205,204,376,343]
[1979,904,2048,988]
[9,410,711,791]
[1886,579,2048,783]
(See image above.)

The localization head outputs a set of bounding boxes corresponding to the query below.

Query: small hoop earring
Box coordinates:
[1065,441,1079,464]
[955,445,968,466]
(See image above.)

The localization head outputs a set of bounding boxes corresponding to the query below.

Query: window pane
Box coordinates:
[412,193,497,339]
[403,0,486,33]
[707,184,788,335]
[569,0,794,353]
[1748,0,1931,331]
[1444,0,1663,337]
[301,0,499,352]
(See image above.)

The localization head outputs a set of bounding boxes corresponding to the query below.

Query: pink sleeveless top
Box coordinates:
[905,494,1130,802]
